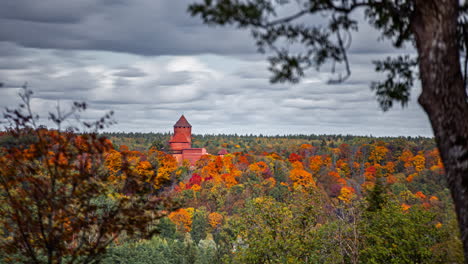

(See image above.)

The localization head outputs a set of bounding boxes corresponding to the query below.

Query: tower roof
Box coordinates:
[174,115,192,127]
[169,132,190,143]
[218,149,228,155]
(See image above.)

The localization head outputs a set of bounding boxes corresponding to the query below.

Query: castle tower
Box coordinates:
[169,115,192,151]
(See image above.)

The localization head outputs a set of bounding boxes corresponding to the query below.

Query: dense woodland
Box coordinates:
[0,130,464,263]
[97,133,462,263]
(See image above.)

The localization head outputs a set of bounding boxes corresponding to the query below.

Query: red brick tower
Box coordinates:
[169,115,192,151]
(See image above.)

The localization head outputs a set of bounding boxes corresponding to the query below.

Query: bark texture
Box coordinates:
[412,0,468,261]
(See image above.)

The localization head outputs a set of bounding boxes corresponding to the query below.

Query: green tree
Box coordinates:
[361,202,441,263]
[366,177,388,212]
[234,193,323,263]
[187,0,468,260]
[191,209,209,244]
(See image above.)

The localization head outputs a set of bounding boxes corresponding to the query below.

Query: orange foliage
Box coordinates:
[427,149,444,173]
[208,212,224,228]
[201,157,223,180]
[289,161,316,189]
[415,191,427,200]
[222,173,238,188]
[401,203,411,211]
[249,161,269,174]
[369,145,389,164]
[309,155,323,175]
[300,144,313,150]
[400,150,414,168]
[412,154,426,172]
[387,174,397,184]
[267,152,282,160]
[191,184,202,192]
[105,150,123,180]
[169,209,192,232]
[331,148,341,156]
[385,161,395,174]
[353,162,360,169]
[262,177,276,188]
[323,156,332,168]
[119,145,129,152]
[329,170,346,185]
[364,166,377,181]
[136,160,154,179]
[337,160,351,177]
[406,173,417,182]
[238,155,250,166]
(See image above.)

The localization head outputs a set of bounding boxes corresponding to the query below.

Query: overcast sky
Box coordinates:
[0,0,433,137]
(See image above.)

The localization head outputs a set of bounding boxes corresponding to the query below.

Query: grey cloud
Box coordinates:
[155,71,193,86]
[0,41,33,57]
[0,5,431,137]
[0,0,255,56]
[0,59,32,70]
[113,67,147,78]
[0,0,124,24]
[0,0,409,60]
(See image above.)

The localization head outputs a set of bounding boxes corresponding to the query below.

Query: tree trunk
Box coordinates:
[412,0,468,262]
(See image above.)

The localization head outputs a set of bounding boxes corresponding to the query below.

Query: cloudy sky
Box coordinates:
[0,0,433,136]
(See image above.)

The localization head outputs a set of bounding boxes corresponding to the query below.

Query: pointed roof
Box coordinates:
[218,149,228,155]
[169,132,190,143]
[174,115,191,127]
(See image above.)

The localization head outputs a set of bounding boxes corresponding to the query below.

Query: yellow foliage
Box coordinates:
[361,181,375,191]
[136,161,154,179]
[186,208,195,217]
[105,150,122,177]
[156,151,177,189]
[369,145,389,164]
[337,186,355,203]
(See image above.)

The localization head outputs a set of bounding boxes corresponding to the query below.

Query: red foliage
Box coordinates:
[189,173,203,186]
[288,153,303,163]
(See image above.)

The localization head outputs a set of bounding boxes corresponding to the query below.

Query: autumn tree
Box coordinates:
[0,88,171,264]
[168,208,193,233]
[188,0,468,260]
